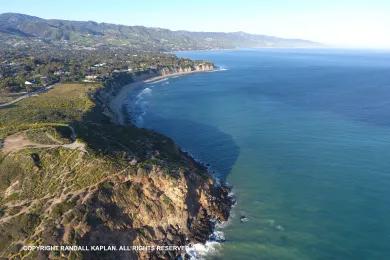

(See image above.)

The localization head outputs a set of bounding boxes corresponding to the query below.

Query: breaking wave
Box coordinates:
[215,67,228,72]
[147,78,169,84]
[186,229,226,259]
[186,241,222,260]
[132,87,152,126]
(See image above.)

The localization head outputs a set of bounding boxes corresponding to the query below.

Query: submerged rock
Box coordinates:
[240,216,249,223]
[275,225,285,231]
[209,231,226,242]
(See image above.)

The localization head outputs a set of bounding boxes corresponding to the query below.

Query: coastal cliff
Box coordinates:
[0,63,232,259]
[160,63,215,76]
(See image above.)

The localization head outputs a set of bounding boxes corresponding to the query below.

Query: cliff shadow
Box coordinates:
[140,114,240,181]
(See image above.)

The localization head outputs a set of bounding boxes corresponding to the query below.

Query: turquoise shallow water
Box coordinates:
[127,49,390,259]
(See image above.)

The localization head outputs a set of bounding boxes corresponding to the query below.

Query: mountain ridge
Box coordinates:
[0,12,322,50]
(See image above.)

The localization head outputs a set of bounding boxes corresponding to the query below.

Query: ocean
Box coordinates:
[126,49,390,259]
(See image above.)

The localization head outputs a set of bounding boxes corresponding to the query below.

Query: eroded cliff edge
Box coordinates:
[0,63,232,259]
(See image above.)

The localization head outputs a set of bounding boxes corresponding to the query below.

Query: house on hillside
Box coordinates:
[85,75,98,80]
[83,75,99,82]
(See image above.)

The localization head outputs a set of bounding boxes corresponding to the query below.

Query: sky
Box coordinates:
[1,0,390,48]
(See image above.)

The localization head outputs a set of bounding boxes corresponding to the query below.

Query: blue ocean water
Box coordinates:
[127,49,390,259]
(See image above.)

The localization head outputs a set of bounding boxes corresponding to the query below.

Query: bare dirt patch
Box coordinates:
[1,130,86,154]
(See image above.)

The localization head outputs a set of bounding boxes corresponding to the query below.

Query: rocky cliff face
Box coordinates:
[160,63,214,76]
[65,155,231,260]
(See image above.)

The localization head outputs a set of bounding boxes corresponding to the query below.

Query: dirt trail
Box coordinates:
[2,134,35,154]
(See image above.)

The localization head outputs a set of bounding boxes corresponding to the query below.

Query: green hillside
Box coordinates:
[0,13,321,51]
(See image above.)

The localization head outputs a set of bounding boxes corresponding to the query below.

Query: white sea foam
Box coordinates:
[215,67,229,72]
[147,78,168,84]
[186,225,231,259]
[186,240,222,260]
[140,87,152,95]
[209,231,225,242]
[203,67,228,74]
[132,87,152,125]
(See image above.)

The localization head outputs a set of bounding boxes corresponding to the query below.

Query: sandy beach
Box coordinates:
[108,68,214,125]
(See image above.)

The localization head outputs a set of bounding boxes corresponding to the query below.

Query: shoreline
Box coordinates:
[108,68,216,125]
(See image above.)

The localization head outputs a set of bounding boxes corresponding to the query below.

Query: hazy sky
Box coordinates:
[1,0,390,48]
